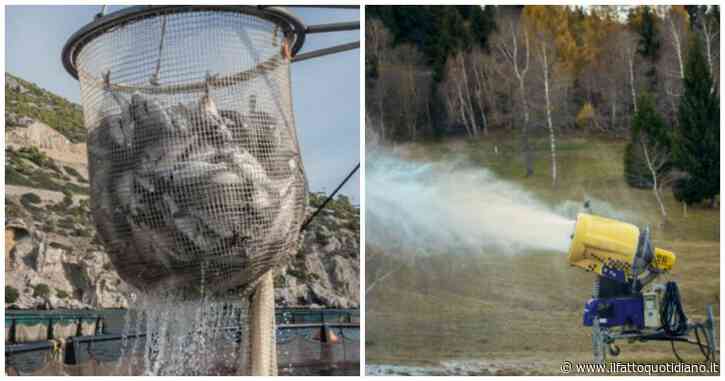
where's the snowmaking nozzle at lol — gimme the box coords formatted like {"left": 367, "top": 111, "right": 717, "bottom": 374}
{"left": 567, "top": 213, "right": 675, "bottom": 284}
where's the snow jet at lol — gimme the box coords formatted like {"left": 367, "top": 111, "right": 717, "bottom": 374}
{"left": 366, "top": 151, "right": 577, "bottom": 256}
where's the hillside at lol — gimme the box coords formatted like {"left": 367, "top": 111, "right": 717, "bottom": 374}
{"left": 6, "top": 73, "right": 85, "bottom": 143}
{"left": 366, "top": 134, "right": 719, "bottom": 375}
{"left": 5, "top": 73, "right": 360, "bottom": 310}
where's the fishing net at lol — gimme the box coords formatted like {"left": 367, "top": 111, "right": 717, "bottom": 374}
{"left": 66, "top": 7, "right": 308, "bottom": 294}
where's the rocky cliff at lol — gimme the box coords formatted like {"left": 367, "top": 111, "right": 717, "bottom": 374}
{"left": 5, "top": 73, "right": 359, "bottom": 310}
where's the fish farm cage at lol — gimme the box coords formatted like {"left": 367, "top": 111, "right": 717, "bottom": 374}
{"left": 5, "top": 308, "right": 360, "bottom": 376}
{"left": 5, "top": 312, "right": 105, "bottom": 344}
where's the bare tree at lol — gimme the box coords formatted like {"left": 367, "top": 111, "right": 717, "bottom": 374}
{"left": 366, "top": 19, "right": 391, "bottom": 143}
{"left": 379, "top": 43, "right": 431, "bottom": 142}
{"left": 367, "top": 19, "right": 389, "bottom": 65}
{"left": 618, "top": 30, "right": 641, "bottom": 113}
{"left": 469, "top": 48, "right": 494, "bottom": 136}
{"left": 539, "top": 42, "right": 558, "bottom": 187}
{"left": 664, "top": 6, "right": 689, "bottom": 80}
{"left": 495, "top": 16, "right": 534, "bottom": 176}
{"left": 694, "top": 6, "right": 720, "bottom": 94}
{"left": 638, "top": 136, "right": 673, "bottom": 224}
{"left": 659, "top": 6, "right": 689, "bottom": 124}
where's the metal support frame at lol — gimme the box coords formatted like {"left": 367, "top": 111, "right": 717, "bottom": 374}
{"left": 292, "top": 42, "right": 359, "bottom": 63}
{"left": 590, "top": 276, "right": 718, "bottom": 363}
{"left": 591, "top": 278, "right": 606, "bottom": 363}
{"left": 286, "top": 6, "right": 359, "bottom": 63}
{"left": 603, "top": 318, "right": 718, "bottom": 360}
{"left": 306, "top": 21, "right": 359, "bottom": 34}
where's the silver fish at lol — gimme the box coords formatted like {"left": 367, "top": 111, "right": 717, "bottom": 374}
{"left": 131, "top": 92, "right": 174, "bottom": 150}
{"left": 167, "top": 161, "right": 226, "bottom": 187}
{"left": 192, "top": 95, "right": 234, "bottom": 146}
{"left": 174, "top": 214, "right": 215, "bottom": 253}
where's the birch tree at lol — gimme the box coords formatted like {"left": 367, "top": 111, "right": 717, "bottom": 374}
{"left": 495, "top": 13, "right": 534, "bottom": 176}
{"left": 442, "top": 53, "right": 479, "bottom": 138}
{"left": 630, "top": 93, "right": 673, "bottom": 223}
{"left": 523, "top": 6, "right": 575, "bottom": 187}
{"left": 366, "top": 19, "right": 391, "bottom": 142}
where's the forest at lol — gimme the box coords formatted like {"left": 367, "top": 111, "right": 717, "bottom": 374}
{"left": 365, "top": 5, "right": 720, "bottom": 218}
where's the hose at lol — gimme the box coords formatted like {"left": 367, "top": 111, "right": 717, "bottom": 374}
{"left": 660, "top": 281, "right": 688, "bottom": 337}
{"left": 660, "top": 282, "right": 716, "bottom": 362}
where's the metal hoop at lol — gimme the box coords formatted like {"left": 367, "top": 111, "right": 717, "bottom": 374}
{"left": 62, "top": 5, "right": 307, "bottom": 80}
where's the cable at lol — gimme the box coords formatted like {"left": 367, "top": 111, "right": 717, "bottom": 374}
{"left": 670, "top": 340, "right": 684, "bottom": 362}
{"left": 660, "top": 281, "right": 688, "bottom": 337}
{"left": 694, "top": 324, "right": 715, "bottom": 362}
{"left": 300, "top": 162, "right": 359, "bottom": 232}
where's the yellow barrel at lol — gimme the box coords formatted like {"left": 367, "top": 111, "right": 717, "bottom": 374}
{"left": 567, "top": 213, "right": 675, "bottom": 279}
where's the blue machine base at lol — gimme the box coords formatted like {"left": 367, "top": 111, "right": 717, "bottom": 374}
{"left": 583, "top": 296, "right": 644, "bottom": 329}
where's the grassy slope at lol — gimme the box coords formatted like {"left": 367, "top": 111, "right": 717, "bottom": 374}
{"left": 6, "top": 73, "right": 85, "bottom": 143}
{"left": 366, "top": 133, "right": 719, "bottom": 370}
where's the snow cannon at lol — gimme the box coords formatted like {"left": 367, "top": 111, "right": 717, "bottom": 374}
{"left": 567, "top": 213, "right": 675, "bottom": 283}
{"left": 566, "top": 212, "right": 717, "bottom": 364}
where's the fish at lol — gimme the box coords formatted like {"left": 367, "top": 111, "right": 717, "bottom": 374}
{"left": 129, "top": 219, "right": 173, "bottom": 270}
{"left": 166, "top": 161, "right": 227, "bottom": 187}
{"left": 223, "top": 147, "right": 270, "bottom": 182}
{"left": 113, "top": 170, "right": 135, "bottom": 210}
{"left": 131, "top": 92, "right": 175, "bottom": 151}
{"left": 173, "top": 214, "right": 216, "bottom": 253}
{"left": 88, "top": 86, "right": 309, "bottom": 292}
{"left": 99, "top": 114, "right": 127, "bottom": 148}
{"left": 247, "top": 109, "right": 281, "bottom": 157}
{"left": 139, "top": 132, "right": 197, "bottom": 175}
{"left": 191, "top": 94, "right": 234, "bottom": 146}
{"left": 168, "top": 104, "right": 194, "bottom": 135}
{"left": 220, "top": 109, "right": 257, "bottom": 149}
{"left": 101, "top": 71, "right": 135, "bottom": 148}
{"left": 100, "top": 87, "right": 135, "bottom": 149}
{"left": 264, "top": 176, "right": 303, "bottom": 252}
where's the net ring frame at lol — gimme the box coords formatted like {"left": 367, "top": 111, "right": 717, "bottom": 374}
{"left": 61, "top": 5, "right": 307, "bottom": 95}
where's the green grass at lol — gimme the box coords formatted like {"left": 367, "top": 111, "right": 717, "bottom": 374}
{"left": 63, "top": 165, "right": 87, "bottom": 183}
{"left": 6, "top": 73, "right": 85, "bottom": 143}
{"left": 32, "top": 283, "right": 50, "bottom": 298}
{"left": 367, "top": 134, "right": 720, "bottom": 371}
{"left": 6, "top": 286, "right": 19, "bottom": 304}
{"left": 6, "top": 147, "right": 89, "bottom": 195}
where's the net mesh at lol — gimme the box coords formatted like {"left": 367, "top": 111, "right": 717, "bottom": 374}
{"left": 74, "top": 9, "right": 307, "bottom": 294}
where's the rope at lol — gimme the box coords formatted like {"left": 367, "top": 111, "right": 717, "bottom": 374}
{"left": 150, "top": 15, "right": 167, "bottom": 86}
{"left": 300, "top": 162, "right": 359, "bottom": 232}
